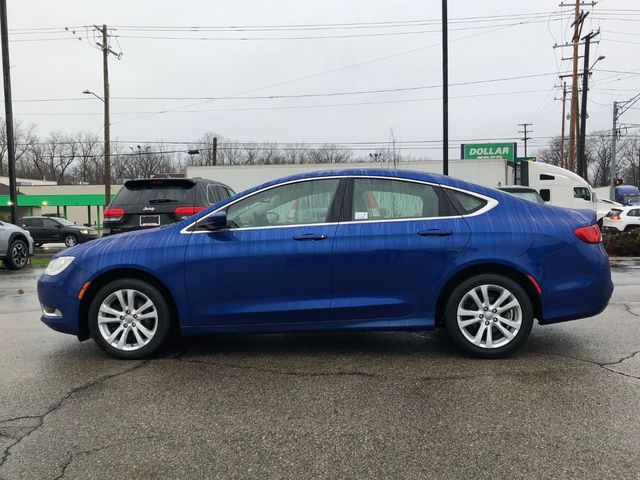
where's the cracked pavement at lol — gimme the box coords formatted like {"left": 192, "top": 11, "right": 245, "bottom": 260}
{"left": 0, "top": 258, "right": 639, "bottom": 479}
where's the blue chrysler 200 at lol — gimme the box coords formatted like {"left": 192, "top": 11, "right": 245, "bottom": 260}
{"left": 38, "top": 169, "right": 613, "bottom": 359}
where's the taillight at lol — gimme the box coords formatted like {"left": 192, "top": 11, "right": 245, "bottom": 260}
{"left": 104, "top": 207, "right": 125, "bottom": 222}
{"left": 175, "top": 206, "right": 205, "bottom": 219}
{"left": 574, "top": 225, "right": 602, "bottom": 244}
{"left": 610, "top": 214, "right": 621, "bottom": 221}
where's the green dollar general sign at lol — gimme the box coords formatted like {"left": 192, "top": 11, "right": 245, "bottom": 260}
{"left": 461, "top": 143, "right": 517, "bottom": 162}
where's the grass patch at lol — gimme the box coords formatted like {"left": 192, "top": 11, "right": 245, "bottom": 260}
{"left": 603, "top": 230, "right": 640, "bottom": 257}
{"left": 29, "top": 257, "right": 50, "bottom": 268}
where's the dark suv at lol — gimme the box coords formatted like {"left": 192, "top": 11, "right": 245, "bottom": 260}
{"left": 20, "top": 216, "right": 98, "bottom": 247}
{"left": 103, "top": 177, "right": 235, "bottom": 236}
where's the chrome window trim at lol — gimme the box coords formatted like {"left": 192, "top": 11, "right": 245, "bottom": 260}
{"left": 180, "top": 175, "right": 498, "bottom": 234}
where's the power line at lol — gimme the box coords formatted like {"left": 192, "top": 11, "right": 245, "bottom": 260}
{"left": 0, "top": 71, "right": 566, "bottom": 104}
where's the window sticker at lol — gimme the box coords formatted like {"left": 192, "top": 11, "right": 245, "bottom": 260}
{"left": 354, "top": 211, "right": 369, "bottom": 220}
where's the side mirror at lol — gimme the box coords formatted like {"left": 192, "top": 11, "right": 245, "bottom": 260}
{"left": 204, "top": 211, "right": 227, "bottom": 231}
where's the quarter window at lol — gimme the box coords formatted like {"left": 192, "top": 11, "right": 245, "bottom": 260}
{"left": 351, "top": 178, "right": 447, "bottom": 221}
{"left": 226, "top": 179, "right": 340, "bottom": 228}
{"left": 448, "top": 190, "right": 487, "bottom": 215}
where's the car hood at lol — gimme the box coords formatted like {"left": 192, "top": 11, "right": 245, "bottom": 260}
{"left": 57, "top": 225, "right": 172, "bottom": 260}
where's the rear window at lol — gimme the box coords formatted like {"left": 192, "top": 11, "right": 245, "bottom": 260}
{"left": 112, "top": 180, "right": 197, "bottom": 206}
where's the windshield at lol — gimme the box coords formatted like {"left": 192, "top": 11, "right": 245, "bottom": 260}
{"left": 623, "top": 194, "right": 640, "bottom": 205}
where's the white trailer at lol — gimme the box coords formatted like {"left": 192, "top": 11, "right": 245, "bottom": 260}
{"left": 187, "top": 158, "right": 514, "bottom": 193}
{"left": 187, "top": 159, "right": 597, "bottom": 214}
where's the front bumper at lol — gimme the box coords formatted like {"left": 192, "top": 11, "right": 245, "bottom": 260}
{"left": 37, "top": 266, "right": 90, "bottom": 337}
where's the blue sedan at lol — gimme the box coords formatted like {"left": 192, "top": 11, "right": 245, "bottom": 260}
{"left": 38, "top": 169, "right": 613, "bottom": 359}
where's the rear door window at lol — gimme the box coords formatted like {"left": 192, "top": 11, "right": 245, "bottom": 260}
{"left": 350, "top": 178, "right": 452, "bottom": 221}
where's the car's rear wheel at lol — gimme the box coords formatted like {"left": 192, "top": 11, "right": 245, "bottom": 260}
{"left": 64, "top": 234, "right": 78, "bottom": 247}
{"left": 4, "top": 238, "right": 28, "bottom": 270}
{"left": 444, "top": 274, "right": 534, "bottom": 358}
{"left": 88, "top": 279, "right": 171, "bottom": 359}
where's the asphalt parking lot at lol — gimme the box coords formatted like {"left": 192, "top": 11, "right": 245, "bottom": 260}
{"left": 0, "top": 260, "right": 639, "bottom": 480}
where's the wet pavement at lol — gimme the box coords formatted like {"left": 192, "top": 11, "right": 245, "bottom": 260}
{"left": 0, "top": 259, "right": 639, "bottom": 479}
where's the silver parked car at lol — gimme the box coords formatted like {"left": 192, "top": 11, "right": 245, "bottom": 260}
{"left": 0, "top": 220, "right": 34, "bottom": 270}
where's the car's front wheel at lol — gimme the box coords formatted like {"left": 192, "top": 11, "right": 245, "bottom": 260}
{"left": 4, "top": 238, "right": 28, "bottom": 270}
{"left": 444, "top": 274, "right": 534, "bottom": 358}
{"left": 88, "top": 278, "right": 172, "bottom": 359}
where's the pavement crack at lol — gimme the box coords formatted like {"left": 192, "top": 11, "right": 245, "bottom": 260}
{"left": 623, "top": 303, "right": 640, "bottom": 319}
{"left": 542, "top": 351, "right": 640, "bottom": 382}
{"left": 181, "top": 358, "right": 382, "bottom": 379}
{"left": 0, "top": 361, "right": 148, "bottom": 471}
{"left": 52, "top": 436, "right": 154, "bottom": 480}
{"left": 602, "top": 350, "right": 640, "bottom": 367}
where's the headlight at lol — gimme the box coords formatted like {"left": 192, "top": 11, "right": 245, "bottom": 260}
{"left": 44, "top": 256, "right": 75, "bottom": 276}
{"left": 80, "top": 229, "right": 90, "bottom": 235}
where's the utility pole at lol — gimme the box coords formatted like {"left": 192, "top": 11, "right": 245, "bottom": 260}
{"left": 611, "top": 101, "right": 618, "bottom": 198}
{"left": 101, "top": 25, "right": 110, "bottom": 207}
{"left": 91, "top": 25, "right": 121, "bottom": 206}
{"left": 518, "top": 123, "right": 533, "bottom": 158}
{"left": 560, "top": 82, "right": 567, "bottom": 168}
{"left": 610, "top": 93, "right": 640, "bottom": 197}
{"left": 0, "top": 0, "right": 17, "bottom": 224}
{"left": 568, "top": 6, "right": 587, "bottom": 172}
{"left": 212, "top": 136, "right": 218, "bottom": 166}
{"left": 577, "top": 31, "right": 601, "bottom": 179}
{"left": 441, "top": 0, "right": 448, "bottom": 175}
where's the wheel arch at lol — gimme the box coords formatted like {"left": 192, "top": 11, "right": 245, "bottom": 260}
{"left": 434, "top": 263, "right": 543, "bottom": 326}
{"left": 8, "top": 231, "right": 29, "bottom": 248}
{"left": 78, "top": 267, "right": 181, "bottom": 341}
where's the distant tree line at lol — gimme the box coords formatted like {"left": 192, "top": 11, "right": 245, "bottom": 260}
{"left": 0, "top": 121, "right": 401, "bottom": 185}
{"left": 3, "top": 118, "right": 635, "bottom": 188}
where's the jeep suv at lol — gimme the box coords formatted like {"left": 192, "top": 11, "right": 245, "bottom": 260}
{"left": 0, "top": 221, "right": 34, "bottom": 270}
{"left": 103, "top": 177, "right": 235, "bottom": 236}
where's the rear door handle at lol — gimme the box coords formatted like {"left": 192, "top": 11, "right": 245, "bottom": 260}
{"left": 417, "top": 229, "right": 453, "bottom": 237}
{"left": 293, "top": 234, "right": 328, "bottom": 241}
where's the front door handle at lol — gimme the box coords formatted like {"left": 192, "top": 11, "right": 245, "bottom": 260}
{"left": 293, "top": 234, "right": 328, "bottom": 241}
{"left": 417, "top": 229, "right": 453, "bottom": 237}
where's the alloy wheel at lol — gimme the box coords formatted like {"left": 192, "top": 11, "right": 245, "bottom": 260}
{"left": 456, "top": 284, "right": 522, "bottom": 349}
{"left": 11, "top": 242, "right": 27, "bottom": 268}
{"left": 97, "top": 289, "right": 158, "bottom": 351}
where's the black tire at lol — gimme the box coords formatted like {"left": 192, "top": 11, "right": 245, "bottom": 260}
{"left": 444, "top": 274, "right": 534, "bottom": 359}
{"left": 624, "top": 225, "right": 639, "bottom": 233}
{"left": 88, "top": 278, "right": 172, "bottom": 359}
{"left": 64, "top": 234, "right": 78, "bottom": 247}
{"left": 4, "top": 238, "right": 28, "bottom": 270}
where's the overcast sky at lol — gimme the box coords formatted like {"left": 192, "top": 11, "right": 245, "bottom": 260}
{"left": 5, "top": 0, "right": 640, "bottom": 158}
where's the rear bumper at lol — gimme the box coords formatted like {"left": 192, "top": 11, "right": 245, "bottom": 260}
{"left": 529, "top": 242, "right": 613, "bottom": 325}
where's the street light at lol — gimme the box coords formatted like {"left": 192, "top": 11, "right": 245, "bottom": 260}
{"left": 590, "top": 55, "right": 606, "bottom": 71}
{"left": 83, "top": 88, "right": 110, "bottom": 207}
{"left": 82, "top": 89, "right": 104, "bottom": 103}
